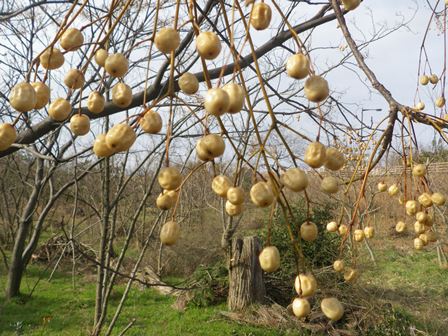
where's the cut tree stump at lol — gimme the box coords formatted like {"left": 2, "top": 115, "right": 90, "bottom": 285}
{"left": 228, "top": 236, "right": 266, "bottom": 311}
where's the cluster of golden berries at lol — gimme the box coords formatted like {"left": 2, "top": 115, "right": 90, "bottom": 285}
{"left": 416, "top": 74, "right": 445, "bottom": 111}
{"left": 377, "top": 164, "right": 445, "bottom": 250}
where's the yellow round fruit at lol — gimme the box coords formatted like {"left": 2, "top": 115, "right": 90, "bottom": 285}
{"left": 178, "top": 73, "right": 199, "bottom": 95}
{"left": 342, "top": 0, "right": 361, "bottom": 10}
{"left": 64, "top": 69, "right": 85, "bottom": 90}
{"left": 304, "top": 76, "right": 329, "bottom": 103}
{"left": 395, "top": 221, "right": 406, "bottom": 233}
{"left": 196, "top": 31, "right": 221, "bottom": 60}
{"left": 304, "top": 142, "right": 327, "bottom": 168}
{"left": 321, "top": 298, "right": 344, "bottom": 321}
{"left": 364, "top": 226, "right": 374, "bottom": 239}
{"left": 39, "top": 47, "right": 64, "bottom": 70}
{"left": 377, "top": 182, "right": 387, "bottom": 192}
{"left": 431, "top": 192, "right": 446, "bottom": 206}
{"left": 259, "top": 246, "right": 280, "bottom": 273}
{"left": 418, "top": 193, "right": 432, "bottom": 208}
{"left": 160, "top": 221, "right": 180, "bottom": 245}
{"left": 225, "top": 201, "right": 243, "bottom": 216}
{"left": 227, "top": 186, "right": 244, "bottom": 205}
{"left": 436, "top": 97, "right": 446, "bottom": 108}
{"left": 212, "top": 175, "right": 232, "bottom": 198}
{"left": 405, "top": 200, "right": 418, "bottom": 216}
{"left": 48, "top": 98, "right": 71, "bottom": 121}
{"left": 9, "top": 82, "right": 37, "bottom": 112}
{"left": 95, "top": 48, "right": 108, "bottom": 67}
{"left": 388, "top": 184, "right": 399, "bottom": 196}
{"left": 105, "top": 123, "right": 136, "bottom": 152}
{"left": 60, "top": 28, "right": 84, "bottom": 51}
{"left": 112, "top": 83, "right": 132, "bottom": 108}
{"left": 154, "top": 27, "right": 180, "bottom": 53}
{"left": 414, "top": 237, "right": 424, "bottom": 250}
{"left": 419, "top": 233, "right": 429, "bottom": 246}
{"left": 412, "top": 164, "right": 426, "bottom": 177}
{"left": 415, "top": 101, "right": 425, "bottom": 111}
{"left": 250, "top": 3, "right": 272, "bottom": 30}
{"left": 338, "top": 224, "right": 348, "bottom": 236}
{"left": 250, "top": 181, "right": 274, "bottom": 208}
{"left": 324, "top": 147, "right": 345, "bottom": 171}
{"left": 343, "top": 267, "right": 358, "bottom": 283}
{"left": 414, "top": 221, "right": 426, "bottom": 234}
{"left": 223, "top": 83, "right": 244, "bottom": 113}
{"left": 196, "top": 134, "right": 225, "bottom": 161}
{"left": 430, "top": 74, "right": 439, "bottom": 84}
{"left": 158, "top": 167, "right": 182, "bottom": 191}
{"left": 300, "top": 222, "right": 318, "bottom": 242}
{"left": 87, "top": 91, "right": 105, "bottom": 114}
{"left": 292, "top": 298, "right": 310, "bottom": 318}
{"left": 280, "top": 168, "right": 308, "bottom": 192}
{"left": 326, "top": 221, "right": 338, "bottom": 233}
{"left": 286, "top": 54, "right": 309, "bottom": 80}
{"left": 420, "top": 75, "right": 429, "bottom": 85}
{"left": 105, "top": 53, "right": 129, "bottom": 77}
{"left": 31, "top": 82, "right": 50, "bottom": 109}
{"left": 321, "top": 176, "right": 339, "bottom": 194}
{"left": 139, "top": 109, "right": 162, "bottom": 134}
{"left": 415, "top": 211, "right": 428, "bottom": 224}
{"left": 93, "top": 134, "right": 115, "bottom": 158}
{"left": 156, "top": 191, "right": 177, "bottom": 210}
{"left": 69, "top": 114, "right": 90, "bottom": 136}
{"left": 204, "top": 88, "right": 230, "bottom": 116}
{"left": 294, "top": 273, "right": 317, "bottom": 297}
{"left": 0, "top": 123, "right": 17, "bottom": 151}
{"left": 353, "top": 229, "right": 364, "bottom": 242}
{"left": 333, "top": 260, "right": 345, "bottom": 272}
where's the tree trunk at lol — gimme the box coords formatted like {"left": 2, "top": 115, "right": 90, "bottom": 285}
{"left": 228, "top": 236, "right": 266, "bottom": 311}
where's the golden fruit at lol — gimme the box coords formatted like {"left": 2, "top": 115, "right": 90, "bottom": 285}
{"left": 223, "top": 83, "right": 244, "bottom": 113}
{"left": 158, "top": 167, "right": 182, "bottom": 191}
{"left": 105, "top": 53, "right": 129, "bottom": 77}
{"left": 0, "top": 124, "right": 17, "bottom": 151}
{"left": 160, "top": 221, "right": 180, "bottom": 245}
{"left": 93, "top": 134, "right": 115, "bottom": 157}
{"left": 324, "top": 147, "right": 345, "bottom": 171}
{"left": 430, "top": 74, "right": 439, "bottom": 84}
{"left": 139, "top": 109, "right": 162, "bottom": 134}
{"left": 225, "top": 201, "right": 243, "bottom": 216}
{"left": 212, "top": 175, "right": 232, "bottom": 198}
{"left": 294, "top": 273, "right": 317, "bottom": 297}
{"left": 300, "top": 222, "right": 318, "bottom": 242}
{"left": 227, "top": 187, "right": 244, "bottom": 205}
{"left": 333, "top": 260, "right": 345, "bottom": 272}
{"left": 292, "top": 298, "right": 310, "bottom": 318}
{"left": 418, "top": 193, "right": 432, "bottom": 208}
{"left": 259, "top": 246, "right": 280, "bottom": 273}
{"left": 414, "top": 237, "right": 424, "bottom": 250}
{"left": 415, "top": 101, "right": 425, "bottom": 111}
{"left": 377, "top": 182, "right": 387, "bottom": 192}
{"left": 395, "top": 221, "right": 406, "bottom": 233}
{"left": 416, "top": 211, "right": 428, "bottom": 224}
{"left": 178, "top": 73, "right": 199, "bottom": 95}
{"left": 321, "top": 298, "right": 344, "bottom": 321}
{"left": 436, "top": 97, "right": 446, "bottom": 108}
{"left": 286, "top": 54, "right": 309, "bottom": 80}
{"left": 48, "top": 98, "right": 71, "bottom": 121}
{"left": 280, "top": 168, "right": 308, "bottom": 192}
{"left": 321, "top": 176, "right": 339, "bottom": 194}
{"left": 419, "top": 233, "right": 429, "bottom": 246}
{"left": 354, "top": 229, "right": 364, "bottom": 242}
{"left": 9, "top": 82, "right": 37, "bottom": 112}
{"left": 196, "top": 31, "right": 221, "bottom": 60}
{"left": 304, "top": 76, "right": 329, "bottom": 103}
{"left": 250, "top": 181, "right": 274, "bottom": 207}
{"left": 304, "top": 142, "right": 327, "bottom": 168}
{"left": 405, "top": 200, "right": 418, "bottom": 216}
{"left": 31, "top": 82, "right": 50, "bottom": 109}
{"left": 388, "top": 184, "right": 399, "bottom": 196}
{"left": 412, "top": 164, "right": 426, "bottom": 177}
{"left": 342, "top": 0, "right": 361, "bottom": 10}
{"left": 250, "top": 3, "right": 272, "bottom": 30}
{"left": 105, "top": 123, "right": 136, "bottom": 152}
{"left": 343, "top": 267, "right": 358, "bottom": 283}
{"left": 338, "top": 224, "right": 348, "bottom": 236}
{"left": 156, "top": 191, "right": 177, "bottom": 210}
{"left": 112, "top": 83, "right": 132, "bottom": 108}
{"left": 154, "top": 27, "right": 180, "bottom": 53}
{"left": 69, "top": 114, "right": 90, "bottom": 136}
{"left": 326, "top": 221, "right": 338, "bottom": 233}
{"left": 431, "top": 192, "right": 446, "bottom": 206}
{"left": 204, "top": 88, "right": 230, "bottom": 116}
{"left": 87, "top": 91, "right": 105, "bottom": 114}
{"left": 64, "top": 69, "right": 85, "bottom": 90}
{"left": 60, "top": 28, "right": 84, "bottom": 51}
{"left": 39, "top": 47, "right": 64, "bottom": 70}
{"left": 364, "top": 226, "right": 374, "bottom": 238}
{"left": 420, "top": 75, "right": 429, "bottom": 85}
{"left": 414, "top": 221, "right": 426, "bottom": 234}
{"left": 95, "top": 48, "right": 108, "bottom": 67}
{"left": 196, "top": 134, "right": 225, "bottom": 161}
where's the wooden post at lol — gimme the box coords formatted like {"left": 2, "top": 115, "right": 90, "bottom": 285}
{"left": 228, "top": 236, "right": 266, "bottom": 311}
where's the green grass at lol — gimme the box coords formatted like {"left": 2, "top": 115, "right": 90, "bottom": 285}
{"left": 0, "top": 266, "right": 286, "bottom": 336}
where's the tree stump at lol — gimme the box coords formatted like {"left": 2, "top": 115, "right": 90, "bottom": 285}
{"left": 228, "top": 236, "right": 266, "bottom": 311}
